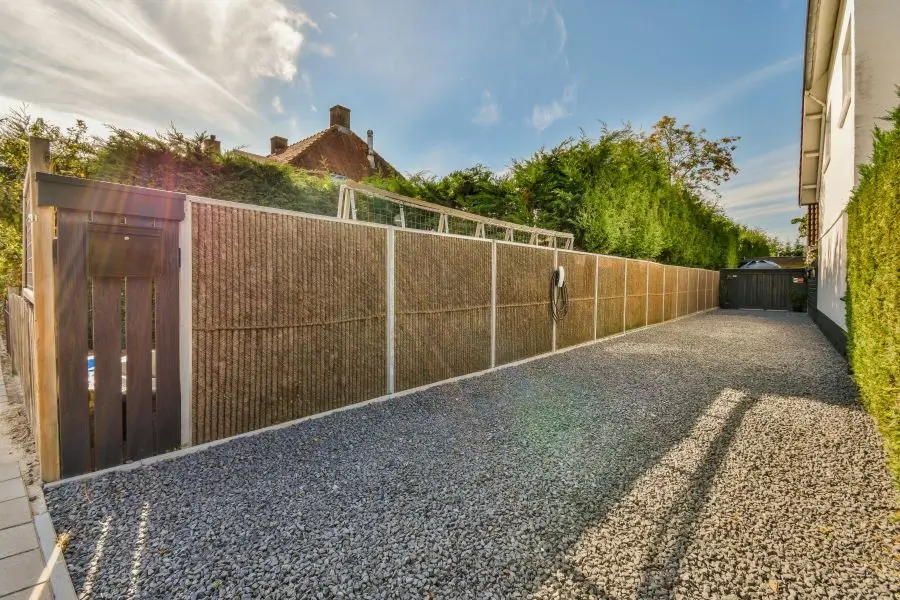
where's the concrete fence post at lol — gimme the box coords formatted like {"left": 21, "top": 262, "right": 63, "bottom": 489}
{"left": 385, "top": 227, "right": 396, "bottom": 395}
{"left": 490, "top": 241, "right": 497, "bottom": 368}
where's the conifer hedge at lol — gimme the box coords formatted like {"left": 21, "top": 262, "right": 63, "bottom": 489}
{"left": 846, "top": 101, "right": 900, "bottom": 482}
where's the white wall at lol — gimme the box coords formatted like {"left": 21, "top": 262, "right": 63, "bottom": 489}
{"left": 853, "top": 0, "right": 900, "bottom": 170}
{"left": 816, "top": 0, "right": 854, "bottom": 330}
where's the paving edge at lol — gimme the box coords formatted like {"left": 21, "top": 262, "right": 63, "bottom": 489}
{"left": 44, "top": 308, "right": 720, "bottom": 490}
{"left": 33, "top": 511, "right": 77, "bottom": 600}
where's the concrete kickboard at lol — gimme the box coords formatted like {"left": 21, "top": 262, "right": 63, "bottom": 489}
{"left": 0, "top": 462, "right": 19, "bottom": 483}
{"left": 0, "top": 478, "right": 25, "bottom": 503}
{"left": 0, "top": 497, "right": 31, "bottom": 531}
{"left": 0, "top": 581, "right": 53, "bottom": 600}
{"left": 0, "top": 549, "right": 48, "bottom": 597}
{"left": 0, "top": 523, "right": 39, "bottom": 560}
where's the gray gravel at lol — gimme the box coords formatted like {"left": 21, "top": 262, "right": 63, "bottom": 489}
{"left": 46, "top": 311, "right": 899, "bottom": 599}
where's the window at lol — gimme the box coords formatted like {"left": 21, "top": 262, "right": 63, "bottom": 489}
{"left": 823, "top": 107, "right": 832, "bottom": 172}
{"left": 840, "top": 22, "right": 852, "bottom": 127}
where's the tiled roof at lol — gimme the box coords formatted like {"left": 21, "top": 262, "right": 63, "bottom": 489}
{"left": 268, "top": 125, "right": 400, "bottom": 181}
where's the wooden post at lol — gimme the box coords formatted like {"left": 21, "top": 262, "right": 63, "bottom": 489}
{"left": 29, "top": 137, "right": 60, "bottom": 482}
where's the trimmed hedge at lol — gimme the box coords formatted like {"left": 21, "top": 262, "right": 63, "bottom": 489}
{"left": 846, "top": 101, "right": 900, "bottom": 484}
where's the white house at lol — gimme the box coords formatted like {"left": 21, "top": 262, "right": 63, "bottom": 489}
{"left": 798, "top": 0, "right": 900, "bottom": 354}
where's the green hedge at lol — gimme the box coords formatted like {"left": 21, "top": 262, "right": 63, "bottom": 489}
{"left": 846, "top": 101, "right": 900, "bottom": 483}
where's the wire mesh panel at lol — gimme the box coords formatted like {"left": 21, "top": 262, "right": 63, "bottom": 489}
{"left": 556, "top": 251, "right": 595, "bottom": 348}
{"left": 598, "top": 257, "right": 626, "bottom": 337}
{"left": 192, "top": 202, "right": 387, "bottom": 444}
{"left": 394, "top": 232, "right": 491, "bottom": 391}
{"left": 496, "top": 243, "right": 554, "bottom": 364}
{"left": 403, "top": 205, "right": 442, "bottom": 232}
{"left": 340, "top": 182, "right": 575, "bottom": 249}
{"left": 483, "top": 224, "right": 511, "bottom": 240}
{"left": 353, "top": 191, "right": 401, "bottom": 226}
{"left": 647, "top": 262, "right": 665, "bottom": 325}
{"left": 625, "top": 260, "right": 648, "bottom": 330}
{"left": 446, "top": 216, "right": 479, "bottom": 237}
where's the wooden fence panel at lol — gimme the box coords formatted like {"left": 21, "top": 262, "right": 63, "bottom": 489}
{"left": 6, "top": 293, "right": 36, "bottom": 432}
{"left": 395, "top": 232, "right": 491, "bottom": 391}
{"left": 496, "top": 244, "right": 553, "bottom": 364}
{"left": 556, "top": 251, "right": 595, "bottom": 349}
{"left": 686, "top": 269, "right": 698, "bottom": 314}
{"left": 663, "top": 266, "right": 678, "bottom": 321}
{"left": 625, "top": 260, "right": 648, "bottom": 330}
{"left": 647, "top": 263, "right": 665, "bottom": 325}
{"left": 598, "top": 257, "right": 625, "bottom": 337}
{"left": 192, "top": 203, "right": 387, "bottom": 444}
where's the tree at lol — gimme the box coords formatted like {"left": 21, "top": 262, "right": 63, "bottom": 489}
{"left": 790, "top": 213, "right": 808, "bottom": 239}
{"left": 0, "top": 105, "right": 97, "bottom": 289}
{"left": 644, "top": 116, "right": 740, "bottom": 198}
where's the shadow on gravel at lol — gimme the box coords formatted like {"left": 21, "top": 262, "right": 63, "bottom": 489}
{"left": 633, "top": 394, "right": 758, "bottom": 598}
{"left": 45, "top": 311, "right": 870, "bottom": 598}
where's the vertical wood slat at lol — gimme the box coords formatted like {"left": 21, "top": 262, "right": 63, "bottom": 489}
{"left": 156, "top": 220, "right": 180, "bottom": 452}
{"left": 56, "top": 210, "right": 91, "bottom": 476}
{"left": 125, "top": 217, "right": 155, "bottom": 461}
{"left": 91, "top": 214, "right": 124, "bottom": 470}
{"left": 92, "top": 277, "right": 122, "bottom": 469}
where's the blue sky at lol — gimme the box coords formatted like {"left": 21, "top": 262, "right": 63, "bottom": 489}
{"left": 0, "top": 0, "right": 805, "bottom": 240}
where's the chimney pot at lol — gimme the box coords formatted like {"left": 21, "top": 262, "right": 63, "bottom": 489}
{"left": 270, "top": 135, "right": 288, "bottom": 155}
{"left": 330, "top": 105, "right": 351, "bottom": 129}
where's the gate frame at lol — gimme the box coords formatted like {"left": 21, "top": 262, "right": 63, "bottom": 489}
{"left": 29, "top": 156, "right": 187, "bottom": 481}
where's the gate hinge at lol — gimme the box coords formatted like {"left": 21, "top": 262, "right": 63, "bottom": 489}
{"left": 52, "top": 238, "right": 57, "bottom": 264}
{"left": 178, "top": 247, "right": 181, "bottom": 268}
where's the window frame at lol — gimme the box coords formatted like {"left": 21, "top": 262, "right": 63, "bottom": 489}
{"left": 839, "top": 20, "right": 852, "bottom": 128}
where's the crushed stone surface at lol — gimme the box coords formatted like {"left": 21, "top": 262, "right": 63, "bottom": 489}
{"left": 46, "top": 311, "right": 900, "bottom": 599}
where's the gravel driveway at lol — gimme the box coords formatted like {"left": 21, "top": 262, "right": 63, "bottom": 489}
{"left": 46, "top": 311, "right": 899, "bottom": 599}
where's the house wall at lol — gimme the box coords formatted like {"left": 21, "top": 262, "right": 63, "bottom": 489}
{"left": 816, "top": 0, "right": 854, "bottom": 332}
{"left": 815, "top": 0, "right": 900, "bottom": 334}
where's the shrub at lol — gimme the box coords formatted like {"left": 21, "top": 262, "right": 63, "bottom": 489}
{"left": 846, "top": 99, "right": 900, "bottom": 484}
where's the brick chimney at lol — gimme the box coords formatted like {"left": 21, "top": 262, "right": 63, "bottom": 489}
{"left": 270, "top": 136, "right": 288, "bottom": 155}
{"left": 202, "top": 134, "right": 221, "bottom": 155}
{"left": 330, "top": 105, "right": 351, "bottom": 129}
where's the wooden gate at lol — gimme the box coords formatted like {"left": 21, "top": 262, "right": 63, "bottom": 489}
{"left": 38, "top": 173, "right": 185, "bottom": 477}
{"left": 719, "top": 268, "right": 807, "bottom": 311}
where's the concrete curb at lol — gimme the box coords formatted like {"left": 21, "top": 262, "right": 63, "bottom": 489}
{"left": 33, "top": 511, "right": 77, "bottom": 600}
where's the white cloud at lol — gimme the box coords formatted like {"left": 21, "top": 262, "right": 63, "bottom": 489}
{"left": 327, "top": 11, "right": 338, "bottom": 19}
{"left": 720, "top": 143, "right": 799, "bottom": 209}
{"left": 310, "top": 104, "right": 317, "bottom": 113}
{"left": 683, "top": 55, "right": 802, "bottom": 122}
{"left": 305, "top": 42, "right": 335, "bottom": 57}
{"left": 473, "top": 91, "right": 500, "bottom": 125}
{"left": 530, "top": 82, "right": 576, "bottom": 131}
{"left": 551, "top": 5, "right": 567, "bottom": 56}
{"left": 0, "top": 0, "right": 316, "bottom": 136}
{"left": 523, "top": 1, "right": 568, "bottom": 57}
{"left": 272, "top": 96, "right": 284, "bottom": 114}
{"left": 719, "top": 143, "right": 804, "bottom": 237}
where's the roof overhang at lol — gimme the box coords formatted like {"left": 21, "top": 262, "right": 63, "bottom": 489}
{"left": 798, "top": 0, "right": 842, "bottom": 206}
